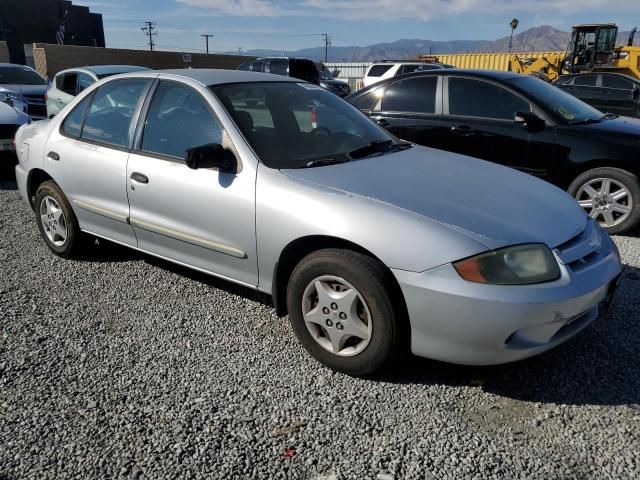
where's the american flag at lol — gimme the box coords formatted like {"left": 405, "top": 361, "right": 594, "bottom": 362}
{"left": 56, "top": 10, "right": 68, "bottom": 45}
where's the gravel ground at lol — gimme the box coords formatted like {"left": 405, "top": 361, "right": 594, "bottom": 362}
{"left": 1, "top": 165, "right": 639, "bottom": 480}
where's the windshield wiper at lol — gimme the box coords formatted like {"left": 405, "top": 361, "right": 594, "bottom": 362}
{"left": 304, "top": 158, "right": 351, "bottom": 168}
{"left": 569, "top": 118, "right": 602, "bottom": 125}
{"left": 348, "top": 139, "right": 395, "bottom": 159}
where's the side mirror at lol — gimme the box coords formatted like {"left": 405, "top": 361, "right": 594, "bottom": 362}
{"left": 185, "top": 143, "right": 237, "bottom": 173}
{"left": 514, "top": 110, "right": 545, "bottom": 131}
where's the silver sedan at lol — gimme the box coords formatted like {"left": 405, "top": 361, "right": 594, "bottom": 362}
{"left": 14, "top": 69, "right": 622, "bottom": 376}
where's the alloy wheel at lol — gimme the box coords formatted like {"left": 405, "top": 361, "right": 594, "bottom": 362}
{"left": 575, "top": 177, "right": 633, "bottom": 228}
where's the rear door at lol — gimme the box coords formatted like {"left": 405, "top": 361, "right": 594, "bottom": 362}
{"left": 368, "top": 75, "right": 446, "bottom": 149}
{"left": 568, "top": 74, "right": 602, "bottom": 110}
{"left": 44, "top": 78, "right": 152, "bottom": 246}
{"left": 126, "top": 79, "right": 258, "bottom": 286}
{"left": 600, "top": 74, "right": 638, "bottom": 117}
{"left": 441, "top": 76, "right": 556, "bottom": 177}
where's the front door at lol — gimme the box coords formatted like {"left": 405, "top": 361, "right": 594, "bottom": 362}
{"left": 440, "top": 76, "right": 556, "bottom": 177}
{"left": 44, "top": 78, "right": 151, "bottom": 246}
{"left": 126, "top": 80, "right": 258, "bottom": 286}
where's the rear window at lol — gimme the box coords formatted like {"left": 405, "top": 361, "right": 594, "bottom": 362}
{"left": 573, "top": 75, "right": 597, "bottom": 87}
{"left": 602, "top": 75, "right": 634, "bottom": 90}
{"left": 367, "top": 65, "right": 393, "bottom": 77}
{"left": 289, "top": 59, "right": 320, "bottom": 84}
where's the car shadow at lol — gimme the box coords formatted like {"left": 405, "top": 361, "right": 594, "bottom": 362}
{"left": 380, "top": 265, "right": 640, "bottom": 406}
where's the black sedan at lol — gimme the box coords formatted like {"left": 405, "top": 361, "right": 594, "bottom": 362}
{"left": 346, "top": 70, "right": 640, "bottom": 234}
{"left": 555, "top": 73, "right": 640, "bottom": 119}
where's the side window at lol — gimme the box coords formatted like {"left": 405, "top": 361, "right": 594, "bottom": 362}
{"left": 602, "top": 75, "right": 633, "bottom": 90}
{"left": 382, "top": 76, "right": 438, "bottom": 114}
{"left": 141, "top": 81, "right": 223, "bottom": 159}
{"left": 573, "top": 75, "right": 597, "bottom": 87}
{"left": 238, "top": 62, "right": 251, "bottom": 71}
{"left": 351, "top": 87, "right": 383, "bottom": 111}
{"left": 252, "top": 61, "right": 265, "bottom": 73}
{"left": 77, "top": 73, "right": 95, "bottom": 94}
{"left": 82, "top": 78, "right": 149, "bottom": 148}
{"left": 269, "top": 59, "right": 289, "bottom": 76}
{"left": 448, "top": 77, "right": 530, "bottom": 120}
{"left": 61, "top": 94, "right": 92, "bottom": 137}
{"left": 60, "top": 73, "right": 78, "bottom": 95}
{"left": 366, "top": 65, "right": 393, "bottom": 77}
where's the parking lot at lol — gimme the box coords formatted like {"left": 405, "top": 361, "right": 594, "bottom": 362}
{"left": 0, "top": 164, "right": 639, "bottom": 480}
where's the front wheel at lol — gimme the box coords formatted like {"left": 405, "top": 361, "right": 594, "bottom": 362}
{"left": 286, "top": 249, "right": 401, "bottom": 377}
{"left": 568, "top": 167, "right": 640, "bottom": 235}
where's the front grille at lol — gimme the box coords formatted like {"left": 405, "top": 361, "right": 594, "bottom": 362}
{"left": 0, "top": 124, "right": 18, "bottom": 140}
{"left": 554, "top": 220, "right": 606, "bottom": 272}
{"left": 23, "top": 94, "right": 46, "bottom": 118}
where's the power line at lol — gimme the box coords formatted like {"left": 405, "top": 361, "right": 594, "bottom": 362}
{"left": 201, "top": 34, "right": 214, "bottom": 54}
{"left": 321, "top": 33, "right": 331, "bottom": 63}
{"left": 141, "top": 21, "right": 157, "bottom": 51}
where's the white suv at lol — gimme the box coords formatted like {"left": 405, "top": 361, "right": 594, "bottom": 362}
{"left": 362, "top": 61, "right": 453, "bottom": 87}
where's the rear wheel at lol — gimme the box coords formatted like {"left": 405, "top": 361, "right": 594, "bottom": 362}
{"left": 569, "top": 167, "right": 640, "bottom": 235}
{"left": 34, "top": 181, "right": 83, "bottom": 258}
{"left": 286, "top": 249, "right": 401, "bottom": 377}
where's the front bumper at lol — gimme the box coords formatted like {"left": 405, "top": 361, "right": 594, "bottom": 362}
{"left": 15, "top": 163, "right": 30, "bottom": 207}
{"left": 393, "top": 230, "right": 622, "bottom": 365}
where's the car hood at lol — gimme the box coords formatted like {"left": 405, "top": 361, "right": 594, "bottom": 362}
{"left": 578, "top": 115, "right": 640, "bottom": 137}
{"left": 0, "top": 101, "right": 30, "bottom": 124}
{"left": 282, "top": 146, "right": 587, "bottom": 250}
{"left": 0, "top": 84, "right": 48, "bottom": 95}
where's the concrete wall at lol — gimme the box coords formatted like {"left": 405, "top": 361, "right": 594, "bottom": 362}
{"left": 32, "top": 43, "right": 256, "bottom": 79}
{"left": 0, "top": 42, "right": 10, "bottom": 63}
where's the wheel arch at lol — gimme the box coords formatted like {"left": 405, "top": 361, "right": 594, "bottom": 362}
{"left": 561, "top": 159, "right": 640, "bottom": 190}
{"left": 272, "top": 235, "right": 409, "bottom": 323}
{"left": 26, "top": 168, "right": 55, "bottom": 209}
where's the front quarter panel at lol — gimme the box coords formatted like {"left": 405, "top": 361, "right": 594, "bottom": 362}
{"left": 255, "top": 166, "right": 489, "bottom": 293}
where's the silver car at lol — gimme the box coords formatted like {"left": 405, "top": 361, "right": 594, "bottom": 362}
{"left": 14, "top": 69, "right": 622, "bottom": 376}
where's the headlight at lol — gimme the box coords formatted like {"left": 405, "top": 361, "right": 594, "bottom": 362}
{"left": 0, "top": 90, "right": 26, "bottom": 106}
{"left": 453, "top": 244, "right": 560, "bottom": 285}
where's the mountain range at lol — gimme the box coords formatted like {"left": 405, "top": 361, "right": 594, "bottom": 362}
{"left": 237, "top": 25, "right": 639, "bottom": 62}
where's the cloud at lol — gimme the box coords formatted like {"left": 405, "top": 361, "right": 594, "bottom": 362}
{"left": 175, "top": 0, "right": 639, "bottom": 20}
{"left": 176, "top": 0, "right": 278, "bottom": 16}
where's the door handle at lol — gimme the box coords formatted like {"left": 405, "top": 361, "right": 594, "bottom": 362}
{"left": 47, "top": 151, "right": 60, "bottom": 161}
{"left": 374, "top": 118, "right": 390, "bottom": 127}
{"left": 130, "top": 172, "right": 149, "bottom": 184}
{"left": 451, "top": 125, "right": 472, "bottom": 136}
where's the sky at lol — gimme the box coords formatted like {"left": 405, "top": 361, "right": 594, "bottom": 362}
{"left": 75, "top": 0, "right": 640, "bottom": 54}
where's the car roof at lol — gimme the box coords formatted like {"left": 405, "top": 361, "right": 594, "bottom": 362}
{"left": 56, "top": 65, "right": 151, "bottom": 77}
{"left": 121, "top": 68, "right": 300, "bottom": 85}
{"left": 371, "top": 68, "right": 522, "bottom": 82}
{"left": 560, "top": 72, "right": 640, "bottom": 82}
{"left": 0, "top": 63, "right": 37, "bottom": 69}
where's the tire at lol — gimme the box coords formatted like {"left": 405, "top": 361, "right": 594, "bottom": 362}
{"left": 286, "top": 248, "right": 402, "bottom": 377}
{"left": 34, "top": 180, "right": 83, "bottom": 258}
{"left": 568, "top": 167, "right": 640, "bottom": 235}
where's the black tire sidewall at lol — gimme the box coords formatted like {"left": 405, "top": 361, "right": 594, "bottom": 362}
{"left": 286, "top": 249, "right": 397, "bottom": 377}
{"left": 569, "top": 167, "right": 640, "bottom": 235}
{"left": 34, "top": 181, "right": 80, "bottom": 257}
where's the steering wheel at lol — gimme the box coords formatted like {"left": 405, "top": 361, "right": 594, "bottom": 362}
{"left": 310, "top": 126, "right": 331, "bottom": 137}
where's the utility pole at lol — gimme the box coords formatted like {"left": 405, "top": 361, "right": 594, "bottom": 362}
{"left": 201, "top": 34, "right": 213, "bottom": 54}
{"left": 141, "top": 21, "right": 157, "bottom": 52}
{"left": 508, "top": 18, "right": 519, "bottom": 55}
{"left": 321, "top": 33, "right": 331, "bottom": 63}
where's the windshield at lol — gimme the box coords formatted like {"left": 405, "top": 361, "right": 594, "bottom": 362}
{"left": 212, "top": 82, "right": 396, "bottom": 169}
{"left": 507, "top": 76, "right": 603, "bottom": 124}
{"left": 0, "top": 66, "right": 47, "bottom": 85}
